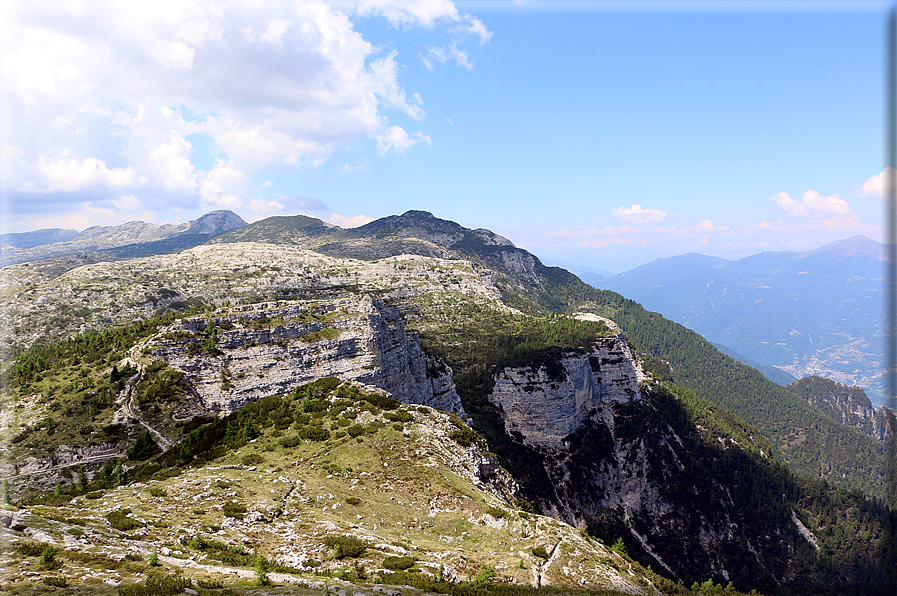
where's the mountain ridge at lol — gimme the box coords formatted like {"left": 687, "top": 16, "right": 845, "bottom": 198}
{"left": 1, "top": 210, "right": 893, "bottom": 594}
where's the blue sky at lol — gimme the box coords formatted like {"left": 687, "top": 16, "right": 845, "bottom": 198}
{"left": 1, "top": 0, "right": 892, "bottom": 272}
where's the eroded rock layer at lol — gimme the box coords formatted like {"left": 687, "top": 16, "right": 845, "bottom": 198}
{"left": 146, "top": 296, "right": 465, "bottom": 417}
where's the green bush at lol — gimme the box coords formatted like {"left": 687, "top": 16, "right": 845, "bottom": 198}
{"left": 384, "top": 411, "right": 413, "bottom": 423}
{"left": 347, "top": 424, "right": 365, "bottom": 438}
{"left": 223, "top": 501, "right": 247, "bottom": 518}
{"left": 279, "top": 434, "right": 302, "bottom": 448}
{"left": 473, "top": 566, "right": 496, "bottom": 587}
{"left": 42, "top": 576, "right": 68, "bottom": 588}
{"left": 41, "top": 545, "right": 60, "bottom": 569}
{"left": 485, "top": 506, "right": 508, "bottom": 519}
{"left": 449, "top": 427, "right": 483, "bottom": 448}
{"left": 610, "top": 537, "right": 628, "bottom": 557}
{"left": 298, "top": 425, "right": 330, "bottom": 441}
{"left": 127, "top": 430, "right": 159, "bottom": 461}
{"left": 106, "top": 510, "right": 144, "bottom": 531}
{"left": 383, "top": 556, "right": 415, "bottom": 570}
{"left": 531, "top": 546, "right": 549, "bottom": 559}
{"left": 117, "top": 570, "right": 193, "bottom": 596}
{"left": 359, "top": 392, "right": 400, "bottom": 410}
{"left": 324, "top": 535, "right": 366, "bottom": 559}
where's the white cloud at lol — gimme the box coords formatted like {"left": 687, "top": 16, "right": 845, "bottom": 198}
{"left": 199, "top": 162, "right": 247, "bottom": 210}
{"left": 611, "top": 203, "right": 668, "bottom": 223}
{"left": 1, "top": 0, "right": 481, "bottom": 225}
{"left": 858, "top": 167, "right": 896, "bottom": 197}
{"left": 422, "top": 42, "right": 473, "bottom": 70}
{"left": 376, "top": 126, "right": 432, "bottom": 154}
{"left": 456, "top": 15, "right": 493, "bottom": 45}
{"left": 113, "top": 194, "right": 145, "bottom": 212}
{"left": 2, "top": 146, "right": 146, "bottom": 193}
{"left": 772, "top": 190, "right": 851, "bottom": 218}
{"left": 249, "top": 198, "right": 287, "bottom": 217}
{"left": 148, "top": 131, "right": 198, "bottom": 192}
{"left": 367, "top": 52, "right": 427, "bottom": 120}
{"left": 260, "top": 18, "right": 291, "bottom": 49}
{"left": 327, "top": 213, "right": 375, "bottom": 227}
{"left": 352, "top": 0, "right": 460, "bottom": 27}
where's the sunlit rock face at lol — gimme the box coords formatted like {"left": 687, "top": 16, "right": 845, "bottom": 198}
{"left": 488, "top": 334, "right": 644, "bottom": 445}
{"left": 147, "top": 295, "right": 466, "bottom": 418}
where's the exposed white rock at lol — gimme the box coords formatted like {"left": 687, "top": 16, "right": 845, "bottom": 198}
{"left": 147, "top": 295, "right": 466, "bottom": 418}
{"left": 489, "top": 335, "right": 643, "bottom": 445}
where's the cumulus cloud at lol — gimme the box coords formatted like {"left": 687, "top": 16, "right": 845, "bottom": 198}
{"left": 611, "top": 204, "right": 668, "bottom": 223}
{"left": 858, "top": 167, "right": 896, "bottom": 197}
{"left": 772, "top": 190, "right": 852, "bottom": 218}
{"left": 327, "top": 213, "right": 375, "bottom": 227}
{"left": 2, "top": 146, "right": 146, "bottom": 193}
{"left": 1, "top": 0, "right": 487, "bottom": 227}
{"left": 248, "top": 198, "right": 287, "bottom": 218}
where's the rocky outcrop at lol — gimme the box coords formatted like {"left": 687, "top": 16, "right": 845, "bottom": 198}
{"left": 785, "top": 376, "right": 892, "bottom": 442}
{"left": 486, "top": 328, "right": 801, "bottom": 587}
{"left": 489, "top": 334, "right": 644, "bottom": 445}
{"left": 146, "top": 296, "right": 466, "bottom": 417}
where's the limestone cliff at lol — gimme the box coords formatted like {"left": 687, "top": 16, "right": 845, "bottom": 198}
{"left": 484, "top": 324, "right": 802, "bottom": 587}
{"left": 144, "top": 296, "right": 466, "bottom": 417}
{"left": 489, "top": 333, "right": 645, "bottom": 446}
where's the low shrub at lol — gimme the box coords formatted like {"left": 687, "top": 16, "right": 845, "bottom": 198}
{"left": 383, "top": 556, "right": 415, "bottom": 571}
{"left": 241, "top": 453, "right": 265, "bottom": 465}
{"left": 384, "top": 411, "right": 413, "bottom": 423}
{"left": 324, "top": 535, "right": 366, "bottom": 559}
{"left": 107, "top": 510, "right": 144, "bottom": 531}
{"left": 223, "top": 501, "right": 247, "bottom": 518}
{"left": 279, "top": 434, "right": 302, "bottom": 448}
{"left": 485, "top": 506, "right": 508, "bottom": 519}
{"left": 42, "top": 576, "right": 68, "bottom": 588}
{"left": 117, "top": 570, "right": 193, "bottom": 596}
{"left": 14, "top": 541, "right": 45, "bottom": 557}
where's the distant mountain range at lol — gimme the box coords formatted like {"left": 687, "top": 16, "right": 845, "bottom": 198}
{"left": 0, "top": 210, "right": 247, "bottom": 266}
{"left": 593, "top": 235, "right": 887, "bottom": 404}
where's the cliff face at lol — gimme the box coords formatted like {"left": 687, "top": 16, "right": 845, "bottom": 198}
{"left": 145, "top": 296, "right": 466, "bottom": 417}
{"left": 785, "top": 376, "right": 892, "bottom": 442}
{"left": 486, "top": 330, "right": 802, "bottom": 588}
{"left": 489, "top": 334, "right": 644, "bottom": 445}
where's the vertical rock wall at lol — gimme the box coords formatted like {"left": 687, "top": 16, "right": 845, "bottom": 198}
{"left": 149, "top": 296, "right": 466, "bottom": 417}
{"left": 488, "top": 334, "right": 644, "bottom": 445}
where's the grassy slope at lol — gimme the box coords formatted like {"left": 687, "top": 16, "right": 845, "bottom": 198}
{"left": 1, "top": 389, "right": 663, "bottom": 596}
